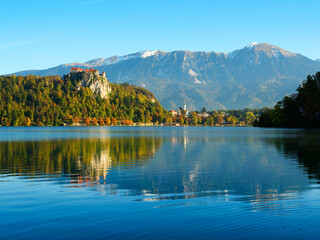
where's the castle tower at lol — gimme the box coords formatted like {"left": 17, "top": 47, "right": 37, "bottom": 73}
{"left": 102, "top": 71, "right": 106, "bottom": 78}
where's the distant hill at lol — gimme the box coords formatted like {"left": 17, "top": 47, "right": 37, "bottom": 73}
{"left": 12, "top": 43, "right": 320, "bottom": 110}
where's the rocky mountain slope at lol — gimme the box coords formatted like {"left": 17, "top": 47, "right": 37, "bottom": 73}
{"left": 12, "top": 43, "right": 320, "bottom": 110}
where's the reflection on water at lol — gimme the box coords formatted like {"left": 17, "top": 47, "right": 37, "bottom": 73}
{"left": 1, "top": 128, "right": 319, "bottom": 209}
{"left": 1, "top": 127, "right": 320, "bottom": 239}
{"left": 267, "top": 132, "right": 320, "bottom": 180}
{"left": 0, "top": 137, "right": 162, "bottom": 185}
{"left": 98, "top": 130, "right": 317, "bottom": 212}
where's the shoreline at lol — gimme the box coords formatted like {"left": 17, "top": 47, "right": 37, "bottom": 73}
{"left": 0, "top": 124, "right": 251, "bottom": 127}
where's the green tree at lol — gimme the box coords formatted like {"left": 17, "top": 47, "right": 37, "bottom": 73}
{"left": 245, "top": 112, "right": 255, "bottom": 124}
{"left": 190, "top": 112, "right": 198, "bottom": 125}
{"left": 206, "top": 116, "right": 214, "bottom": 126}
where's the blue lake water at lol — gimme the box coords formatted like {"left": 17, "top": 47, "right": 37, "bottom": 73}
{"left": 0, "top": 127, "right": 320, "bottom": 239}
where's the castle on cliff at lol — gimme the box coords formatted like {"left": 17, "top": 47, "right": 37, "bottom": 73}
{"left": 70, "top": 67, "right": 106, "bottom": 78}
{"left": 69, "top": 67, "right": 111, "bottom": 99}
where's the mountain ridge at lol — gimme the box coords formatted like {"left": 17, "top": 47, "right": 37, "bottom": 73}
{"left": 13, "top": 43, "right": 302, "bottom": 74}
{"left": 10, "top": 43, "right": 320, "bottom": 110}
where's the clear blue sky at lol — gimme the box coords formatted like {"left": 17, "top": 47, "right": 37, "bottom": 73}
{"left": 1, "top": 0, "right": 319, "bottom": 74}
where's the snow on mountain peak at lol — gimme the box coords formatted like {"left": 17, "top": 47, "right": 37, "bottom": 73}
{"left": 242, "top": 42, "right": 296, "bottom": 58}
{"left": 102, "top": 51, "right": 159, "bottom": 65}
{"left": 246, "top": 42, "right": 260, "bottom": 48}
{"left": 78, "top": 43, "right": 300, "bottom": 69}
{"left": 85, "top": 58, "right": 107, "bottom": 66}
{"left": 140, "top": 50, "right": 158, "bottom": 58}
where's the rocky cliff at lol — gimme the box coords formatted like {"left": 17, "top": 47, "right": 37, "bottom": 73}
{"left": 66, "top": 71, "right": 111, "bottom": 99}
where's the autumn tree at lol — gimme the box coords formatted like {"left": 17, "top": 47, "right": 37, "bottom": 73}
{"left": 24, "top": 117, "right": 32, "bottom": 126}
{"left": 105, "top": 117, "right": 111, "bottom": 125}
{"left": 111, "top": 117, "right": 117, "bottom": 125}
{"left": 227, "top": 115, "right": 237, "bottom": 124}
{"left": 92, "top": 117, "right": 98, "bottom": 125}
{"left": 179, "top": 117, "right": 184, "bottom": 125}
{"left": 84, "top": 117, "right": 90, "bottom": 125}
{"left": 99, "top": 118, "right": 105, "bottom": 125}
{"left": 216, "top": 114, "right": 224, "bottom": 124}
{"left": 73, "top": 116, "right": 79, "bottom": 124}
{"left": 166, "top": 116, "right": 173, "bottom": 123}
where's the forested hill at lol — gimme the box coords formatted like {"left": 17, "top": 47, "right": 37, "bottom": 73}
{"left": 254, "top": 72, "right": 320, "bottom": 128}
{"left": 0, "top": 73, "right": 168, "bottom": 126}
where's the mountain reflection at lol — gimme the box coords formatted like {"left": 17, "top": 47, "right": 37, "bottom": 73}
{"left": 1, "top": 128, "right": 320, "bottom": 212}
{"left": 95, "top": 130, "right": 319, "bottom": 210}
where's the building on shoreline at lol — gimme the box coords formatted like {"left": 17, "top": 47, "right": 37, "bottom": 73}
{"left": 169, "top": 110, "right": 178, "bottom": 116}
{"left": 163, "top": 123, "right": 180, "bottom": 126}
{"left": 197, "top": 112, "right": 209, "bottom": 118}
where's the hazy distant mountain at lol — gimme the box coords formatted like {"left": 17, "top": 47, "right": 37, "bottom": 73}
{"left": 12, "top": 43, "right": 320, "bottom": 110}
{"left": 316, "top": 59, "right": 320, "bottom": 62}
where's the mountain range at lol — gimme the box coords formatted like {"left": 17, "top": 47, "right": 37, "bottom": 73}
{"left": 12, "top": 43, "right": 320, "bottom": 110}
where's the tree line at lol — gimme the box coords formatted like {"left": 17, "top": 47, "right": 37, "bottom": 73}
{"left": 254, "top": 72, "right": 320, "bottom": 128}
{"left": 168, "top": 108, "right": 263, "bottom": 126}
{"left": 0, "top": 73, "right": 265, "bottom": 127}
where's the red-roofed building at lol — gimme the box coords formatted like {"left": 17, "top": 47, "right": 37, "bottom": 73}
{"left": 70, "top": 67, "right": 84, "bottom": 73}
{"left": 71, "top": 67, "right": 100, "bottom": 76}
{"left": 89, "top": 68, "right": 99, "bottom": 74}
{"left": 170, "top": 110, "right": 178, "bottom": 116}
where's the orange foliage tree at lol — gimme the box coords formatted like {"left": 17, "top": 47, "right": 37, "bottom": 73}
{"left": 99, "top": 118, "right": 105, "bottom": 125}
{"left": 91, "top": 117, "right": 98, "bottom": 125}
{"left": 73, "top": 116, "right": 80, "bottom": 124}
{"left": 111, "top": 117, "right": 117, "bottom": 125}
{"left": 105, "top": 117, "right": 111, "bottom": 125}
{"left": 84, "top": 117, "right": 90, "bottom": 125}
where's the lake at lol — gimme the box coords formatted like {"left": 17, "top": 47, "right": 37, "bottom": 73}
{"left": 1, "top": 127, "right": 320, "bottom": 239}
